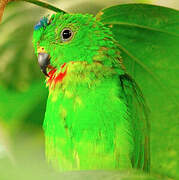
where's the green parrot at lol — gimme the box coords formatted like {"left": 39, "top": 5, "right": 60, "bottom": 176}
{"left": 33, "top": 12, "right": 150, "bottom": 172}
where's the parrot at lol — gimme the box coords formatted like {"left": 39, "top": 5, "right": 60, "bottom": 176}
{"left": 33, "top": 12, "right": 150, "bottom": 172}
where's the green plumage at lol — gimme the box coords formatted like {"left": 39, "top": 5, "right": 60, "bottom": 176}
{"left": 33, "top": 12, "right": 150, "bottom": 172}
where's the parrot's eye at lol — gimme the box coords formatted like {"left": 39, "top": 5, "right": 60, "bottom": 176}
{"left": 61, "top": 28, "right": 73, "bottom": 42}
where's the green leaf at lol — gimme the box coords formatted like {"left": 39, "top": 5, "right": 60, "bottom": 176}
{"left": 0, "top": 2, "right": 49, "bottom": 134}
{"left": 97, "top": 4, "right": 179, "bottom": 179}
{"left": 0, "top": 80, "right": 48, "bottom": 132}
{"left": 20, "top": 0, "right": 66, "bottom": 13}
{"left": 0, "top": 2, "right": 45, "bottom": 90}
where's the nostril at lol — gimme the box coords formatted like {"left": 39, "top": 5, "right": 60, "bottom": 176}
{"left": 37, "top": 46, "right": 45, "bottom": 53}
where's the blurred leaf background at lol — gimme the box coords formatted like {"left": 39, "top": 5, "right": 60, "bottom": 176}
{"left": 0, "top": 0, "right": 178, "bottom": 179}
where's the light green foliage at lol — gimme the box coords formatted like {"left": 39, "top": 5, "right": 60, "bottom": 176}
{"left": 0, "top": 81, "right": 47, "bottom": 131}
{"left": 0, "top": 2, "right": 49, "bottom": 134}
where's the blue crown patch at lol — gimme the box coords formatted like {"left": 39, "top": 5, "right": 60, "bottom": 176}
{"left": 34, "top": 17, "right": 48, "bottom": 30}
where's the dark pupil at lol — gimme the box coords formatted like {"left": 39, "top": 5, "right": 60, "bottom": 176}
{"left": 62, "top": 29, "right": 72, "bottom": 39}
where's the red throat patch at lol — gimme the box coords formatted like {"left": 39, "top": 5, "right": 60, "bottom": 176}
{"left": 47, "top": 63, "right": 67, "bottom": 87}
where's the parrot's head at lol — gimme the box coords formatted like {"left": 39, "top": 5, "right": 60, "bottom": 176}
{"left": 33, "top": 13, "right": 120, "bottom": 85}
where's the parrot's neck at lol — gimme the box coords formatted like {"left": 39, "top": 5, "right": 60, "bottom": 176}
{"left": 45, "top": 39, "right": 124, "bottom": 92}
{"left": 46, "top": 60, "right": 124, "bottom": 94}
